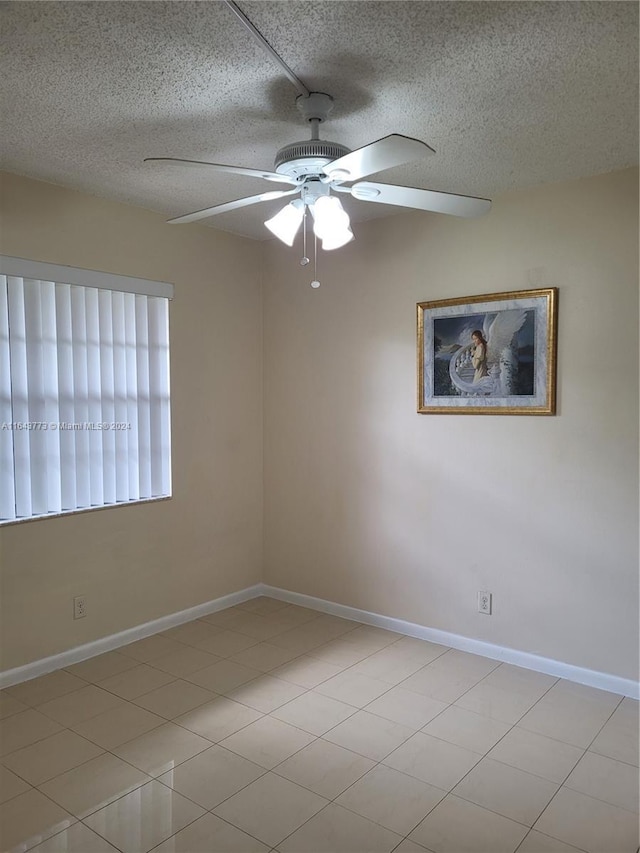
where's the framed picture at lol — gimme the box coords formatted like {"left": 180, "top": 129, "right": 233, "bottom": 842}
{"left": 417, "top": 288, "right": 558, "bottom": 414}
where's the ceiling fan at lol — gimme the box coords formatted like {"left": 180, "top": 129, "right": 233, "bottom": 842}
{"left": 145, "top": 1, "right": 491, "bottom": 268}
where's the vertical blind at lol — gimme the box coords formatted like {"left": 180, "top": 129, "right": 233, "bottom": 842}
{"left": 0, "top": 257, "right": 173, "bottom": 523}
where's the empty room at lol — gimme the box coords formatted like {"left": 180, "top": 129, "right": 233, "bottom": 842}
{"left": 0, "top": 2, "right": 638, "bottom": 852}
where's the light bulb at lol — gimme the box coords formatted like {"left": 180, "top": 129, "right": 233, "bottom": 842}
{"left": 264, "top": 200, "right": 304, "bottom": 246}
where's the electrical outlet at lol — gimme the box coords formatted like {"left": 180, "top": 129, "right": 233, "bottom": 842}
{"left": 478, "top": 591, "right": 492, "bottom": 615}
{"left": 73, "top": 595, "right": 87, "bottom": 620}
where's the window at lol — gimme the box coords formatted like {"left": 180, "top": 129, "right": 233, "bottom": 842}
{"left": 0, "top": 256, "right": 173, "bottom": 524}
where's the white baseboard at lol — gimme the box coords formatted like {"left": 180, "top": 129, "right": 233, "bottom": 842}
{"left": 3, "top": 581, "right": 638, "bottom": 699}
{"left": 260, "top": 584, "right": 640, "bottom": 700}
{"left": 0, "top": 584, "right": 263, "bottom": 689}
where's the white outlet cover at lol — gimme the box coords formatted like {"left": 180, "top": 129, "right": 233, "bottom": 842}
{"left": 478, "top": 591, "right": 492, "bottom": 614}
{"left": 73, "top": 596, "right": 87, "bottom": 619}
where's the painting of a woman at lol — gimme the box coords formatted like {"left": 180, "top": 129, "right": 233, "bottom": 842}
{"left": 471, "top": 330, "right": 488, "bottom": 383}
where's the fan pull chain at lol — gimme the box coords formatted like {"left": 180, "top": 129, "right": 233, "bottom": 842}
{"left": 300, "top": 206, "right": 309, "bottom": 267}
{"left": 311, "top": 230, "right": 320, "bottom": 288}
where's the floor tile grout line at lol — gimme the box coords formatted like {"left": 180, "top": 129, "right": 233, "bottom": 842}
{"left": 539, "top": 693, "right": 635, "bottom": 811}
{"left": 373, "top": 651, "right": 538, "bottom": 724}
{"left": 5, "top": 680, "right": 102, "bottom": 712}
{"left": 445, "top": 779, "right": 556, "bottom": 827}
{"left": 447, "top": 658, "right": 559, "bottom": 717}
{"left": 214, "top": 776, "right": 331, "bottom": 850}
{"left": 521, "top": 690, "right": 631, "bottom": 847}
{"left": 316, "top": 759, "right": 449, "bottom": 845}
{"left": 3, "top": 740, "right": 110, "bottom": 789}
{"left": 76, "top": 783, "right": 207, "bottom": 853}
{"left": 400, "top": 789, "right": 531, "bottom": 852}
{"left": 483, "top": 750, "right": 583, "bottom": 787}
{"left": 143, "top": 619, "right": 353, "bottom": 692}
{"left": 251, "top": 767, "right": 392, "bottom": 852}
{"left": 546, "top": 759, "right": 640, "bottom": 815}
{"left": 0, "top": 725, "right": 68, "bottom": 762}
{"left": 7, "top": 783, "right": 81, "bottom": 848}
{"left": 67, "top": 710, "right": 168, "bottom": 751}
{"left": 585, "top": 746, "right": 640, "bottom": 771}
{"left": 129, "top": 683, "right": 230, "bottom": 719}
{"left": 150, "top": 808, "right": 272, "bottom": 853}
{"left": 528, "top": 783, "right": 639, "bottom": 850}
{"left": 513, "top": 825, "right": 589, "bottom": 853}
{"left": 116, "top": 634, "right": 210, "bottom": 660}
{"left": 543, "top": 786, "right": 640, "bottom": 818}
{"left": 273, "top": 798, "right": 403, "bottom": 852}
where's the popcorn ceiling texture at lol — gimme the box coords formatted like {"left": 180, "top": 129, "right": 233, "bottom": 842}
{"left": 1, "top": 1, "right": 637, "bottom": 240}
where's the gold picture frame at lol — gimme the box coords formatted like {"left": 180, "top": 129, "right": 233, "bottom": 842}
{"left": 417, "top": 288, "right": 558, "bottom": 415}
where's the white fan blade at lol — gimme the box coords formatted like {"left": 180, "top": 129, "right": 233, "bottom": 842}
{"left": 350, "top": 181, "right": 491, "bottom": 218}
{"left": 324, "top": 134, "right": 435, "bottom": 182}
{"left": 168, "top": 188, "right": 299, "bottom": 224}
{"left": 145, "top": 157, "right": 297, "bottom": 185}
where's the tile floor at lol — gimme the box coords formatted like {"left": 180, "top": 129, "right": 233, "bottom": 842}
{"left": 0, "top": 597, "right": 638, "bottom": 853}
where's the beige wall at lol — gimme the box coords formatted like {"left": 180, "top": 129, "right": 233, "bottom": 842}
{"left": 263, "top": 168, "right": 639, "bottom": 682}
{"left": 0, "top": 173, "right": 263, "bottom": 670}
{"left": 2, "top": 168, "right": 638, "bottom": 682}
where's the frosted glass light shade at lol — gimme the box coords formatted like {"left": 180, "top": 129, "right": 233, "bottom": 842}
{"left": 311, "top": 196, "right": 354, "bottom": 250}
{"left": 320, "top": 227, "right": 354, "bottom": 250}
{"left": 264, "top": 200, "right": 304, "bottom": 245}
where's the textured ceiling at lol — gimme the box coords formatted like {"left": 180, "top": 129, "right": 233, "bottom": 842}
{"left": 1, "top": 1, "right": 638, "bottom": 240}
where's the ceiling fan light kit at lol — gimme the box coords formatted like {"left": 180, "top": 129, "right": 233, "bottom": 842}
{"left": 146, "top": 1, "right": 492, "bottom": 286}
